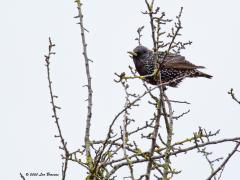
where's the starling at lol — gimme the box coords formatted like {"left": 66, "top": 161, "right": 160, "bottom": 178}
{"left": 128, "top": 45, "right": 212, "bottom": 87}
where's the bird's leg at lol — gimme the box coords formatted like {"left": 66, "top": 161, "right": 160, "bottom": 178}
{"left": 133, "top": 68, "right": 158, "bottom": 80}
{"left": 114, "top": 72, "right": 146, "bottom": 82}
{"left": 144, "top": 68, "right": 159, "bottom": 78}
{"left": 122, "top": 75, "right": 146, "bottom": 80}
{"left": 121, "top": 68, "right": 159, "bottom": 81}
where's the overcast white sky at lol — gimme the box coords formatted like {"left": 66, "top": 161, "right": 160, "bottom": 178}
{"left": 1, "top": 0, "right": 240, "bottom": 179}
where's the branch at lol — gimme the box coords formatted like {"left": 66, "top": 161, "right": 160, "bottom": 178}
{"left": 144, "top": 0, "right": 158, "bottom": 51}
{"left": 106, "top": 137, "right": 240, "bottom": 177}
{"left": 145, "top": 94, "right": 161, "bottom": 179}
{"left": 121, "top": 81, "right": 135, "bottom": 179}
{"left": 206, "top": 142, "right": 240, "bottom": 180}
{"left": 166, "top": 7, "right": 183, "bottom": 54}
{"left": 44, "top": 37, "right": 69, "bottom": 180}
{"left": 162, "top": 94, "right": 174, "bottom": 180}
{"left": 75, "top": 0, "right": 93, "bottom": 167}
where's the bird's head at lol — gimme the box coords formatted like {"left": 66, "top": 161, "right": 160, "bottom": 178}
{"left": 127, "top": 45, "right": 149, "bottom": 59}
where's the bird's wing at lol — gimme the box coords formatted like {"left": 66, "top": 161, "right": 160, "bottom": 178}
{"left": 162, "top": 54, "right": 205, "bottom": 70}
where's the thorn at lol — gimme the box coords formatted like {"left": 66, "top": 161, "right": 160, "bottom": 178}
{"left": 84, "top": 28, "right": 89, "bottom": 33}
{"left": 55, "top": 106, "right": 61, "bottom": 109}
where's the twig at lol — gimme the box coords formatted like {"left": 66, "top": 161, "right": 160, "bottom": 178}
{"left": 20, "top": 173, "right": 26, "bottom": 180}
{"left": 135, "top": 26, "right": 145, "bottom": 45}
{"left": 45, "top": 37, "right": 69, "bottom": 180}
{"left": 198, "top": 147, "right": 221, "bottom": 180}
{"left": 145, "top": 95, "right": 161, "bottom": 179}
{"left": 121, "top": 81, "right": 135, "bottom": 179}
{"left": 162, "top": 94, "right": 174, "bottom": 180}
{"left": 166, "top": 7, "right": 183, "bottom": 54}
{"left": 228, "top": 88, "right": 240, "bottom": 104}
{"left": 144, "top": 0, "right": 158, "bottom": 51}
{"left": 165, "top": 99, "right": 190, "bottom": 105}
{"left": 173, "top": 109, "right": 190, "bottom": 120}
{"left": 75, "top": 0, "right": 93, "bottom": 167}
{"left": 206, "top": 142, "right": 240, "bottom": 180}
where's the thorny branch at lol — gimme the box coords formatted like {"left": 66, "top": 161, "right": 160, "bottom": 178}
{"left": 162, "top": 94, "right": 174, "bottom": 180}
{"left": 145, "top": 92, "right": 161, "bottom": 180}
{"left": 121, "top": 81, "right": 135, "bottom": 179}
{"left": 75, "top": 0, "right": 93, "bottom": 169}
{"left": 45, "top": 37, "right": 69, "bottom": 180}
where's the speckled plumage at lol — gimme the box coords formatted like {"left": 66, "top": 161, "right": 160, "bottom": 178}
{"left": 129, "top": 45, "right": 212, "bottom": 87}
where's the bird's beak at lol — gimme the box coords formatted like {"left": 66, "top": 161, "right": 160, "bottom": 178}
{"left": 127, "top": 51, "right": 137, "bottom": 57}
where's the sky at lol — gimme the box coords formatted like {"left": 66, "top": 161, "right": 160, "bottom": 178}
{"left": 1, "top": 0, "right": 240, "bottom": 179}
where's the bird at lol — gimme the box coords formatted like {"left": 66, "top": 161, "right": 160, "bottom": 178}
{"left": 127, "top": 45, "right": 212, "bottom": 87}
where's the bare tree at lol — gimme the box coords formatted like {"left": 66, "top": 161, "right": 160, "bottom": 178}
{"left": 39, "top": 0, "right": 240, "bottom": 180}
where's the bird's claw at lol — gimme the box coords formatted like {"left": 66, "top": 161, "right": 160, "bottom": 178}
{"left": 114, "top": 72, "right": 126, "bottom": 83}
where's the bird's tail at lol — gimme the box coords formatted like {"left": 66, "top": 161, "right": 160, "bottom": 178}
{"left": 194, "top": 70, "right": 213, "bottom": 79}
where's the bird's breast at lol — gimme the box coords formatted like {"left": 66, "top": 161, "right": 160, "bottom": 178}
{"left": 134, "top": 58, "right": 155, "bottom": 76}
